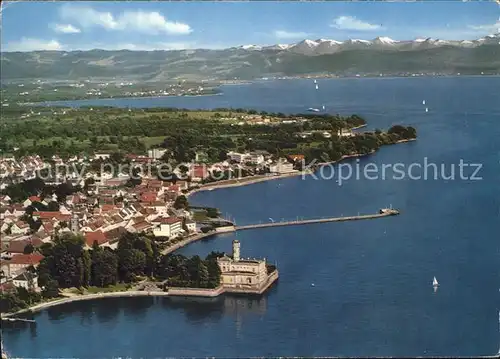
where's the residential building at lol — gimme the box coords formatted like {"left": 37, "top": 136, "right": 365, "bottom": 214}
{"left": 269, "top": 159, "right": 296, "bottom": 174}
{"left": 153, "top": 217, "right": 183, "bottom": 238}
{"left": 2, "top": 253, "right": 44, "bottom": 278}
{"left": 185, "top": 219, "right": 197, "bottom": 233}
{"left": 13, "top": 271, "right": 39, "bottom": 290}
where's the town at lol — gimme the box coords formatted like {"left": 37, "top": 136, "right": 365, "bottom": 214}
{"left": 0, "top": 107, "right": 416, "bottom": 315}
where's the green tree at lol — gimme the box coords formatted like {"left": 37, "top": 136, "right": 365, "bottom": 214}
{"left": 92, "top": 250, "right": 119, "bottom": 287}
{"left": 23, "top": 243, "right": 35, "bottom": 254}
{"left": 42, "top": 279, "right": 60, "bottom": 298}
{"left": 118, "top": 249, "right": 146, "bottom": 282}
{"left": 173, "top": 195, "right": 189, "bottom": 210}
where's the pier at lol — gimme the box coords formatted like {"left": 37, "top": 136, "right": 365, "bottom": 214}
{"left": 235, "top": 209, "right": 399, "bottom": 231}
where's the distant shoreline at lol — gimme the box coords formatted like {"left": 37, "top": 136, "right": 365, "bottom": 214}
{"left": 22, "top": 92, "right": 223, "bottom": 106}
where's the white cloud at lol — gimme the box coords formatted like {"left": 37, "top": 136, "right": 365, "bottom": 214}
{"left": 52, "top": 23, "right": 81, "bottom": 34}
{"left": 274, "top": 30, "right": 308, "bottom": 39}
{"left": 59, "top": 5, "right": 192, "bottom": 35}
{"left": 4, "top": 38, "right": 63, "bottom": 51}
{"left": 331, "top": 16, "right": 381, "bottom": 31}
{"left": 468, "top": 19, "right": 500, "bottom": 33}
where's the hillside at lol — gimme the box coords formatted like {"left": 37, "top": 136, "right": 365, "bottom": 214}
{"left": 2, "top": 35, "right": 500, "bottom": 81}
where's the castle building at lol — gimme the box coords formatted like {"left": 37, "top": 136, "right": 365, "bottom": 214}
{"left": 217, "top": 240, "right": 269, "bottom": 289}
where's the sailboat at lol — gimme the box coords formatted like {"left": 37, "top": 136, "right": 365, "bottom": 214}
{"left": 432, "top": 276, "right": 439, "bottom": 287}
{"left": 322, "top": 105, "right": 325, "bottom": 111}
{"left": 307, "top": 81, "right": 321, "bottom": 112}
{"left": 425, "top": 107, "right": 429, "bottom": 113}
{"left": 422, "top": 100, "right": 426, "bottom": 105}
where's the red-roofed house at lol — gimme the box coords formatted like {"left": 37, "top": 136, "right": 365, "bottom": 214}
{"left": 32, "top": 211, "right": 71, "bottom": 222}
{"left": 140, "top": 193, "right": 157, "bottom": 205}
{"left": 131, "top": 221, "right": 153, "bottom": 233}
{"left": 23, "top": 196, "right": 41, "bottom": 208}
{"left": 152, "top": 217, "right": 183, "bottom": 238}
{"left": 5, "top": 238, "right": 44, "bottom": 256}
{"left": 287, "top": 154, "right": 305, "bottom": 162}
{"left": 190, "top": 164, "right": 209, "bottom": 182}
{"left": 84, "top": 230, "right": 109, "bottom": 247}
{"left": 2, "top": 253, "right": 44, "bottom": 278}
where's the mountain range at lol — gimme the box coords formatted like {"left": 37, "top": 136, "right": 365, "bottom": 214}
{"left": 2, "top": 34, "right": 499, "bottom": 81}
{"left": 237, "top": 35, "right": 500, "bottom": 55}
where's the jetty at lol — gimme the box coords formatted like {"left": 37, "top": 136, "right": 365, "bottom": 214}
{"left": 235, "top": 208, "right": 399, "bottom": 231}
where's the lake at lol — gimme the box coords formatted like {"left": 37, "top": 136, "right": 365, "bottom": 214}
{"left": 3, "top": 77, "right": 500, "bottom": 357}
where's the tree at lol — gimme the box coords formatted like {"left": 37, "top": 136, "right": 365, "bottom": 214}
{"left": 82, "top": 250, "right": 92, "bottom": 287}
{"left": 23, "top": 243, "right": 35, "bottom": 254}
{"left": 42, "top": 279, "right": 60, "bottom": 298}
{"left": 118, "top": 249, "right": 146, "bottom": 282}
{"left": 92, "top": 250, "right": 118, "bottom": 287}
{"left": 173, "top": 195, "right": 189, "bottom": 210}
{"left": 47, "top": 201, "right": 60, "bottom": 212}
{"left": 50, "top": 233, "right": 86, "bottom": 288}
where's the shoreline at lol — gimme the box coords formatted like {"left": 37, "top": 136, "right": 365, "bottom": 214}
{"left": 2, "top": 271, "right": 279, "bottom": 318}
{"left": 186, "top": 171, "right": 310, "bottom": 197}
{"left": 23, "top": 92, "right": 223, "bottom": 107}
{"left": 187, "top": 138, "right": 416, "bottom": 196}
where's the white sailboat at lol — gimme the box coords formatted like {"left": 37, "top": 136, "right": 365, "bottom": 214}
{"left": 432, "top": 276, "right": 439, "bottom": 287}
{"left": 422, "top": 100, "right": 426, "bottom": 105}
{"left": 425, "top": 107, "right": 429, "bottom": 113}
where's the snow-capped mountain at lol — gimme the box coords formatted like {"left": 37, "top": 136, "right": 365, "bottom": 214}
{"left": 238, "top": 34, "right": 500, "bottom": 56}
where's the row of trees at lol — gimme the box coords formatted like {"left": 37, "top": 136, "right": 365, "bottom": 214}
{"left": 1, "top": 177, "right": 79, "bottom": 204}
{"left": 36, "top": 232, "right": 223, "bottom": 292}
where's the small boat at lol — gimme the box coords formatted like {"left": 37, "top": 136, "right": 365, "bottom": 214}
{"left": 322, "top": 105, "right": 325, "bottom": 111}
{"left": 432, "top": 276, "right": 439, "bottom": 287}
{"left": 313, "top": 79, "right": 317, "bottom": 84}
{"left": 311, "top": 283, "right": 315, "bottom": 287}
{"left": 307, "top": 108, "right": 320, "bottom": 112}
{"left": 425, "top": 107, "right": 429, "bottom": 113}
{"left": 422, "top": 100, "right": 426, "bottom": 105}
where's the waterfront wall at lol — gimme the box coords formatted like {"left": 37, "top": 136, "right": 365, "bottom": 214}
{"left": 167, "top": 286, "right": 224, "bottom": 297}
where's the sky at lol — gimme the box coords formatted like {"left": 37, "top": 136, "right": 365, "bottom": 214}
{"left": 1, "top": 1, "right": 499, "bottom": 52}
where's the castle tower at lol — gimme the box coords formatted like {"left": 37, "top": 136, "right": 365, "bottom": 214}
{"left": 70, "top": 214, "right": 80, "bottom": 233}
{"left": 232, "top": 239, "right": 240, "bottom": 262}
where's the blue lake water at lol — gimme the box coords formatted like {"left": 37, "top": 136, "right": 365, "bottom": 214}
{"left": 4, "top": 77, "right": 500, "bottom": 357}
